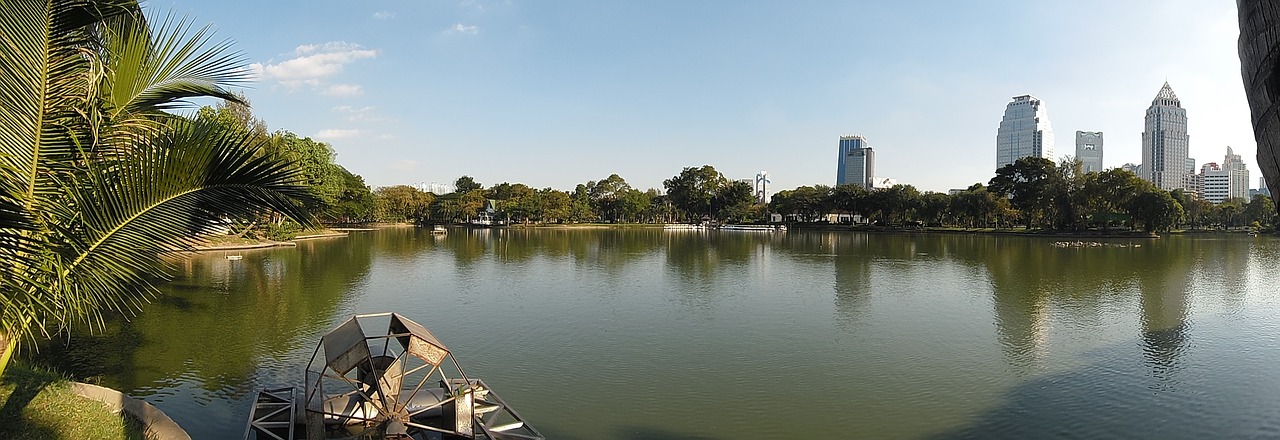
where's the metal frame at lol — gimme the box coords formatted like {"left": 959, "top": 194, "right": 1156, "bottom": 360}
{"left": 279, "top": 312, "right": 545, "bottom": 440}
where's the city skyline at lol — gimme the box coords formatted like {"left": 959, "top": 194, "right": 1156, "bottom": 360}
{"left": 157, "top": 1, "right": 1260, "bottom": 194}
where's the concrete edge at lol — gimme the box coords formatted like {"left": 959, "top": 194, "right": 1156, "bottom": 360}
{"left": 68, "top": 382, "right": 192, "bottom": 440}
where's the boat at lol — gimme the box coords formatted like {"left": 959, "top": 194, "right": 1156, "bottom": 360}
{"left": 662, "top": 224, "right": 706, "bottom": 230}
{"left": 432, "top": 225, "right": 447, "bottom": 235}
{"left": 244, "top": 313, "right": 544, "bottom": 440}
{"left": 226, "top": 255, "right": 244, "bottom": 260}
{"left": 718, "top": 224, "right": 787, "bottom": 232}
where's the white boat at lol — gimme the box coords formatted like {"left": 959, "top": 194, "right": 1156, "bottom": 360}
{"left": 431, "top": 225, "right": 447, "bottom": 235}
{"left": 662, "top": 224, "right": 706, "bottom": 230}
{"left": 719, "top": 224, "right": 786, "bottom": 232}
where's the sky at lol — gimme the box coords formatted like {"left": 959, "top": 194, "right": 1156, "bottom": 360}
{"left": 150, "top": 0, "right": 1259, "bottom": 194}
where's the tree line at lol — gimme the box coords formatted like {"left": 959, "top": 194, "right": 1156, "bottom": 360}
{"left": 771, "top": 157, "right": 1276, "bottom": 232}
{"left": 371, "top": 165, "right": 764, "bottom": 225}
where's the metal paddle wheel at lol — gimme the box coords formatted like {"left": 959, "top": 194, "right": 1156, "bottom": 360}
{"left": 246, "top": 313, "right": 544, "bottom": 440}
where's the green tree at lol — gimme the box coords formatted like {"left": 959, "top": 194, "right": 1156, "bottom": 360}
{"left": 0, "top": 1, "right": 314, "bottom": 374}
{"left": 454, "top": 175, "right": 482, "bottom": 193}
{"left": 589, "top": 174, "right": 632, "bottom": 222}
{"left": 1129, "top": 190, "right": 1183, "bottom": 232}
{"left": 989, "top": 157, "right": 1057, "bottom": 229}
{"left": 1244, "top": 194, "right": 1276, "bottom": 229}
{"left": 374, "top": 185, "right": 434, "bottom": 222}
{"left": 830, "top": 184, "right": 870, "bottom": 222}
{"left": 331, "top": 166, "right": 375, "bottom": 222}
{"left": 539, "top": 188, "right": 572, "bottom": 223}
{"left": 918, "top": 192, "right": 951, "bottom": 226}
{"left": 267, "top": 130, "right": 343, "bottom": 212}
{"left": 714, "top": 180, "right": 756, "bottom": 222}
{"left": 664, "top": 165, "right": 727, "bottom": 221}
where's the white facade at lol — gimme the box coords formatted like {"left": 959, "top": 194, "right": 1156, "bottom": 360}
{"left": 1223, "top": 146, "right": 1251, "bottom": 201}
{"left": 871, "top": 177, "right": 897, "bottom": 189}
{"left": 996, "top": 95, "right": 1055, "bottom": 170}
{"left": 1202, "top": 163, "right": 1229, "bottom": 203}
{"left": 1141, "top": 82, "right": 1190, "bottom": 191}
{"left": 1075, "top": 131, "right": 1103, "bottom": 173}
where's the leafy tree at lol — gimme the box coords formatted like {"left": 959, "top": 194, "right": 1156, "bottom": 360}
{"left": 1244, "top": 194, "right": 1276, "bottom": 229}
{"left": 1129, "top": 190, "right": 1183, "bottom": 232}
{"left": 267, "top": 130, "right": 344, "bottom": 212}
{"left": 714, "top": 180, "right": 756, "bottom": 222}
{"left": 918, "top": 192, "right": 951, "bottom": 226}
{"left": 539, "top": 188, "right": 572, "bottom": 223}
{"left": 664, "top": 165, "right": 726, "bottom": 220}
{"left": 989, "top": 157, "right": 1057, "bottom": 229}
{"left": 331, "top": 166, "right": 375, "bottom": 222}
{"left": 454, "top": 175, "right": 482, "bottom": 193}
{"left": 589, "top": 174, "right": 632, "bottom": 222}
{"left": 830, "top": 184, "right": 870, "bottom": 222}
{"left": 0, "top": 1, "right": 314, "bottom": 374}
{"left": 194, "top": 95, "right": 268, "bottom": 142}
{"left": 375, "top": 185, "right": 434, "bottom": 222}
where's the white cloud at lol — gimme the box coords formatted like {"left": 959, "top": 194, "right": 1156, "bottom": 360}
{"left": 446, "top": 23, "right": 479, "bottom": 35}
{"left": 322, "top": 84, "right": 364, "bottom": 97}
{"left": 388, "top": 159, "right": 419, "bottom": 172}
{"left": 331, "top": 105, "right": 383, "bottom": 121}
{"left": 372, "top": 11, "right": 395, "bottom": 19}
{"left": 317, "top": 129, "right": 361, "bottom": 140}
{"left": 249, "top": 42, "right": 377, "bottom": 92}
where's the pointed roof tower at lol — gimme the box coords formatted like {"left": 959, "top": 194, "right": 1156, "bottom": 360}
{"left": 1153, "top": 82, "right": 1181, "bottom": 107}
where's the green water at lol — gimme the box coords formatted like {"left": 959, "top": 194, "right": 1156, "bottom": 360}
{"left": 34, "top": 228, "right": 1280, "bottom": 439}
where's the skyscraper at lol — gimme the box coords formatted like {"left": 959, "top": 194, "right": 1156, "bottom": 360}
{"left": 995, "top": 95, "right": 1055, "bottom": 170}
{"left": 1223, "top": 146, "right": 1251, "bottom": 201}
{"left": 1075, "top": 131, "right": 1103, "bottom": 173}
{"left": 836, "top": 135, "right": 875, "bottom": 188}
{"left": 1141, "top": 82, "right": 1190, "bottom": 191}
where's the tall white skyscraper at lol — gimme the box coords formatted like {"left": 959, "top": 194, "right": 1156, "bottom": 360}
{"left": 1223, "top": 146, "right": 1251, "bottom": 201}
{"left": 836, "top": 135, "right": 875, "bottom": 188}
{"left": 1141, "top": 82, "right": 1190, "bottom": 191}
{"left": 995, "top": 95, "right": 1055, "bottom": 170}
{"left": 1075, "top": 131, "right": 1103, "bottom": 173}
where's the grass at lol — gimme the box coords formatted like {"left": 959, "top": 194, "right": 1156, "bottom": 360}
{"left": 0, "top": 363, "right": 148, "bottom": 440}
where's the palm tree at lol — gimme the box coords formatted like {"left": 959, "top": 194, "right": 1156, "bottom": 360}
{"left": 0, "top": 1, "right": 316, "bottom": 374}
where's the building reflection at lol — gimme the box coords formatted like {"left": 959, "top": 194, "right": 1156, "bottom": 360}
{"left": 1136, "top": 241, "right": 1194, "bottom": 389}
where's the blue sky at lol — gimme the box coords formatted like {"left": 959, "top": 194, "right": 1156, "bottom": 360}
{"left": 152, "top": 0, "right": 1256, "bottom": 194}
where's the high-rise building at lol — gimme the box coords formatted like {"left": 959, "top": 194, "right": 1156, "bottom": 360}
{"left": 1141, "top": 82, "right": 1190, "bottom": 191}
{"left": 836, "top": 135, "right": 875, "bottom": 188}
{"left": 996, "top": 95, "right": 1055, "bottom": 170}
{"left": 1201, "top": 162, "right": 1229, "bottom": 203}
{"left": 1223, "top": 146, "right": 1251, "bottom": 201}
{"left": 1075, "top": 131, "right": 1103, "bottom": 172}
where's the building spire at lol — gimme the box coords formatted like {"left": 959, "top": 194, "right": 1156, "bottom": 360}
{"left": 1154, "top": 81, "right": 1179, "bottom": 103}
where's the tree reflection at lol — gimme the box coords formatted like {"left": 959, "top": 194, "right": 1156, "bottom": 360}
{"left": 31, "top": 236, "right": 374, "bottom": 396}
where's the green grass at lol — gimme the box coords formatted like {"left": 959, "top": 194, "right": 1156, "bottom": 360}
{"left": 0, "top": 364, "right": 148, "bottom": 440}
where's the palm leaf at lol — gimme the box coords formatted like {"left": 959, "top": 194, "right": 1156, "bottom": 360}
{"left": 27, "top": 117, "right": 316, "bottom": 334}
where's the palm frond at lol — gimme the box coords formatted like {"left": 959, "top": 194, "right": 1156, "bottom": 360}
{"left": 101, "top": 12, "right": 247, "bottom": 123}
{"left": 26, "top": 118, "right": 316, "bottom": 333}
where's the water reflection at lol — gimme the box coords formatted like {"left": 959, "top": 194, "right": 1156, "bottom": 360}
{"left": 29, "top": 234, "right": 374, "bottom": 434}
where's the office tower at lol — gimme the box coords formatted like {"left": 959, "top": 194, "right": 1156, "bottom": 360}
{"left": 996, "top": 95, "right": 1055, "bottom": 170}
{"left": 1141, "top": 82, "right": 1190, "bottom": 191}
{"left": 1223, "top": 146, "right": 1251, "bottom": 200}
{"left": 836, "top": 135, "right": 875, "bottom": 188}
{"left": 1201, "top": 163, "right": 1229, "bottom": 203}
{"left": 1075, "top": 131, "right": 1103, "bottom": 172}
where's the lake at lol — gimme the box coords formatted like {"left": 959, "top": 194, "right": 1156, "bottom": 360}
{"left": 34, "top": 227, "right": 1280, "bottom": 439}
